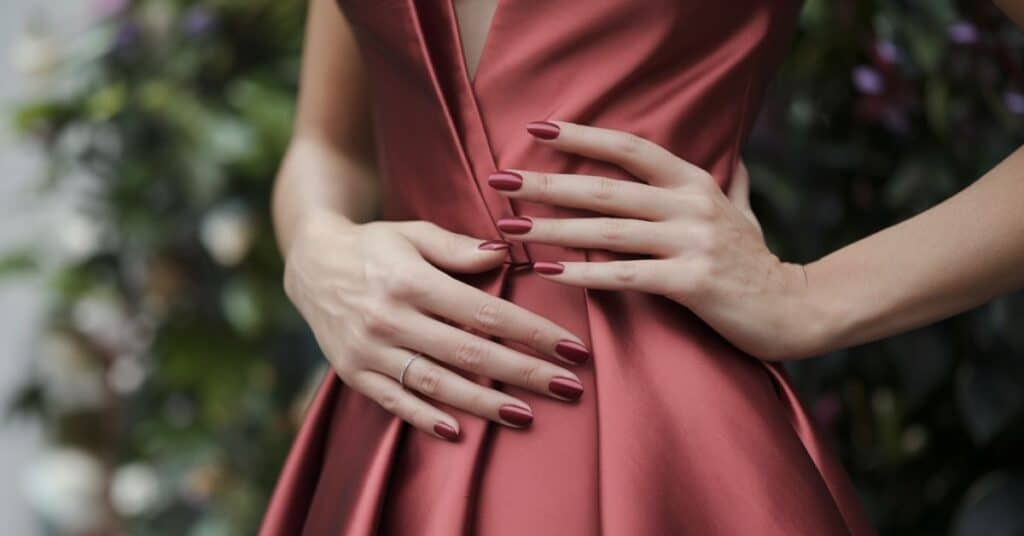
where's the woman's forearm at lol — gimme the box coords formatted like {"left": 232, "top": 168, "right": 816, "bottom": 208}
{"left": 272, "top": 0, "right": 377, "bottom": 258}
{"left": 805, "top": 145, "right": 1024, "bottom": 354}
{"left": 271, "top": 137, "right": 378, "bottom": 257}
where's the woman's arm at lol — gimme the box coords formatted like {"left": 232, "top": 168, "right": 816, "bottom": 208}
{"left": 273, "top": 0, "right": 592, "bottom": 441}
{"left": 806, "top": 146, "right": 1024, "bottom": 354}
{"left": 271, "top": 0, "right": 378, "bottom": 254}
{"left": 995, "top": 1, "right": 1024, "bottom": 27}
{"left": 482, "top": 119, "right": 1023, "bottom": 361}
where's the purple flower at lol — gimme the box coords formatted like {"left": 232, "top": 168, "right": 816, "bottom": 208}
{"left": 880, "top": 108, "right": 910, "bottom": 134}
{"left": 875, "top": 40, "right": 903, "bottom": 64}
{"left": 1005, "top": 91, "right": 1024, "bottom": 115}
{"left": 852, "top": 66, "right": 885, "bottom": 95}
{"left": 948, "top": 21, "right": 979, "bottom": 44}
{"left": 95, "top": 0, "right": 129, "bottom": 18}
{"left": 182, "top": 6, "right": 216, "bottom": 37}
{"left": 114, "top": 20, "right": 141, "bottom": 52}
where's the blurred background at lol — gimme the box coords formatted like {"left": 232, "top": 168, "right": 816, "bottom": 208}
{"left": 1, "top": 0, "right": 1022, "bottom": 534}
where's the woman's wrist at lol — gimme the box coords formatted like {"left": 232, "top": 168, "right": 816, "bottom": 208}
{"left": 799, "top": 256, "right": 860, "bottom": 357}
{"left": 282, "top": 208, "right": 361, "bottom": 264}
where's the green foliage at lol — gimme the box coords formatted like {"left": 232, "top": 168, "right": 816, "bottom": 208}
{"left": 9, "top": 1, "right": 311, "bottom": 534}
{"left": 750, "top": 2, "right": 1024, "bottom": 534}
{"left": 6, "top": 0, "right": 1024, "bottom": 534}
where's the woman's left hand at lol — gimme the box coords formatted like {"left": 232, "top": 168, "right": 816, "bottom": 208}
{"left": 488, "top": 120, "right": 827, "bottom": 361}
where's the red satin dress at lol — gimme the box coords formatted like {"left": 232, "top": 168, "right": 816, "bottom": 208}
{"left": 260, "top": 1, "right": 876, "bottom": 534}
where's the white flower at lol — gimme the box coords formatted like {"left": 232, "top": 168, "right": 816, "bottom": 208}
{"left": 37, "top": 332, "right": 105, "bottom": 412}
{"left": 110, "top": 463, "right": 162, "bottom": 517}
{"left": 21, "top": 448, "right": 105, "bottom": 532}
{"left": 71, "top": 291, "right": 134, "bottom": 355}
{"left": 107, "top": 355, "right": 146, "bottom": 395}
{"left": 56, "top": 208, "right": 104, "bottom": 261}
{"left": 199, "top": 203, "right": 254, "bottom": 266}
{"left": 11, "top": 30, "right": 60, "bottom": 79}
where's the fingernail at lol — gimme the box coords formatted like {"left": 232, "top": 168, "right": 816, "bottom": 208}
{"left": 526, "top": 121, "right": 560, "bottom": 140}
{"left": 488, "top": 171, "right": 523, "bottom": 191}
{"left": 497, "top": 217, "right": 532, "bottom": 234}
{"left": 549, "top": 376, "right": 583, "bottom": 400}
{"left": 498, "top": 404, "right": 534, "bottom": 427}
{"left": 532, "top": 261, "right": 564, "bottom": 275}
{"left": 434, "top": 422, "right": 460, "bottom": 441}
{"left": 554, "top": 340, "right": 591, "bottom": 364}
{"left": 478, "top": 240, "right": 512, "bottom": 251}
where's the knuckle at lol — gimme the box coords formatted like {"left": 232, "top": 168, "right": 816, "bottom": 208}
{"left": 597, "top": 218, "right": 628, "bottom": 243}
{"left": 383, "top": 265, "right": 426, "bottom": 300}
{"left": 534, "top": 172, "right": 554, "bottom": 199}
{"left": 464, "top": 389, "right": 489, "bottom": 412}
{"left": 528, "top": 326, "right": 546, "bottom": 349}
{"left": 453, "top": 340, "right": 488, "bottom": 371}
{"left": 411, "top": 220, "right": 439, "bottom": 235}
{"left": 404, "top": 405, "right": 423, "bottom": 426}
{"left": 591, "top": 177, "right": 620, "bottom": 201}
{"left": 684, "top": 259, "right": 714, "bottom": 295}
{"left": 690, "top": 196, "right": 718, "bottom": 220}
{"left": 416, "top": 366, "right": 444, "bottom": 396}
{"left": 378, "top": 390, "right": 402, "bottom": 413}
{"left": 690, "top": 226, "right": 718, "bottom": 253}
{"left": 473, "top": 300, "right": 503, "bottom": 330}
{"left": 518, "top": 363, "right": 542, "bottom": 386}
{"left": 612, "top": 262, "right": 640, "bottom": 284}
{"left": 696, "top": 169, "right": 716, "bottom": 184}
{"left": 361, "top": 299, "right": 399, "bottom": 338}
{"left": 616, "top": 132, "right": 646, "bottom": 155}
{"left": 343, "top": 338, "right": 375, "bottom": 366}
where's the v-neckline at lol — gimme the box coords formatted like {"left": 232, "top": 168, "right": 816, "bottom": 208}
{"left": 446, "top": 0, "right": 505, "bottom": 95}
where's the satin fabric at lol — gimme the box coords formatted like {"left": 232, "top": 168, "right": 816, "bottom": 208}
{"left": 260, "top": 1, "right": 876, "bottom": 534}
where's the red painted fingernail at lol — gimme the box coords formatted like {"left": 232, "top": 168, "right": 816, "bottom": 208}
{"left": 498, "top": 404, "right": 534, "bottom": 427}
{"left": 549, "top": 376, "right": 584, "bottom": 400}
{"left": 478, "top": 240, "right": 512, "bottom": 251}
{"left": 488, "top": 171, "right": 523, "bottom": 191}
{"left": 497, "top": 217, "right": 532, "bottom": 234}
{"left": 526, "top": 121, "right": 560, "bottom": 140}
{"left": 434, "top": 422, "right": 460, "bottom": 441}
{"left": 554, "top": 340, "right": 591, "bottom": 364}
{"left": 532, "top": 261, "right": 564, "bottom": 275}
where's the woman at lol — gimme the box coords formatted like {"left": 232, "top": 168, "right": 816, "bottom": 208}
{"left": 261, "top": 0, "right": 1024, "bottom": 534}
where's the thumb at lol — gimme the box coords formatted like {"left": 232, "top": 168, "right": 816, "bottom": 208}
{"left": 394, "top": 221, "right": 509, "bottom": 273}
{"left": 727, "top": 160, "right": 752, "bottom": 211}
{"left": 727, "top": 160, "right": 764, "bottom": 236}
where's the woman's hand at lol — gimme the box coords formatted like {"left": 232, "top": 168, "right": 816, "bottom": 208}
{"left": 283, "top": 211, "right": 590, "bottom": 441}
{"left": 488, "top": 120, "right": 826, "bottom": 361}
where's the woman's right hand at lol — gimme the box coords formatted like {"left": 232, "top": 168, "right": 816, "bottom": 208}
{"left": 283, "top": 211, "right": 590, "bottom": 441}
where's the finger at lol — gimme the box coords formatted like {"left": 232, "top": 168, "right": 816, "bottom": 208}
{"left": 395, "top": 313, "right": 585, "bottom": 402}
{"left": 487, "top": 169, "right": 680, "bottom": 220}
{"left": 410, "top": 269, "right": 592, "bottom": 365}
{"left": 527, "top": 120, "right": 711, "bottom": 189}
{"left": 531, "top": 259, "right": 675, "bottom": 294}
{"left": 498, "top": 216, "right": 669, "bottom": 255}
{"left": 726, "top": 161, "right": 763, "bottom": 235}
{"left": 727, "top": 160, "right": 751, "bottom": 211}
{"left": 394, "top": 220, "right": 510, "bottom": 273}
{"left": 380, "top": 349, "right": 545, "bottom": 428}
{"left": 349, "top": 369, "right": 462, "bottom": 441}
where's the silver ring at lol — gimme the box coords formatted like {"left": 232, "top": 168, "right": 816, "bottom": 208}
{"left": 398, "top": 353, "right": 421, "bottom": 388}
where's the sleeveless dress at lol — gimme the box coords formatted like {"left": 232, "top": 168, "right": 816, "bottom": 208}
{"left": 260, "top": 1, "right": 876, "bottom": 534}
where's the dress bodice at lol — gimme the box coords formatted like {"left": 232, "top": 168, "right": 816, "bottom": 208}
{"left": 336, "top": 0, "right": 802, "bottom": 265}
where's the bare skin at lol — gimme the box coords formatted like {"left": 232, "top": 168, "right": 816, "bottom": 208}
{"left": 454, "top": 0, "right": 500, "bottom": 81}
{"left": 275, "top": 0, "right": 1024, "bottom": 441}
